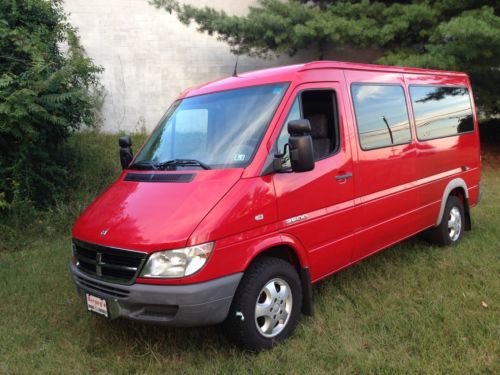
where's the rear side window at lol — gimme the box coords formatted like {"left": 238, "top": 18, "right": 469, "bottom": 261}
{"left": 409, "top": 86, "right": 474, "bottom": 141}
{"left": 351, "top": 84, "right": 412, "bottom": 150}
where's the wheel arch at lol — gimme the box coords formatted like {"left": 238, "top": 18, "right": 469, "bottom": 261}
{"left": 437, "top": 178, "right": 471, "bottom": 230}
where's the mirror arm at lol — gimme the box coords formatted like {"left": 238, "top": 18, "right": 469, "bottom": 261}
{"left": 274, "top": 143, "right": 289, "bottom": 159}
{"left": 272, "top": 143, "right": 289, "bottom": 172}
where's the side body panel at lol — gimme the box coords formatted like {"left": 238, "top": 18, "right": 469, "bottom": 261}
{"left": 403, "top": 73, "right": 481, "bottom": 229}
{"left": 343, "top": 70, "right": 421, "bottom": 261}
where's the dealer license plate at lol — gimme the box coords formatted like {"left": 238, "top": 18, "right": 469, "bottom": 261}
{"left": 86, "top": 293, "right": 108, "bottom": 318}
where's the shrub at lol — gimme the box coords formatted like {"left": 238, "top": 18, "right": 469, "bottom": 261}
{"left": 0, "top": 0, "right": 103, "bottom": 210}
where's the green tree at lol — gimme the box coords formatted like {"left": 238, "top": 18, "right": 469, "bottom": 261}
{"left": 151, "top": 0, "right": 500, "bottom": 115}
{"left": 0, "top": 0, "right": 102, "bottom": 209}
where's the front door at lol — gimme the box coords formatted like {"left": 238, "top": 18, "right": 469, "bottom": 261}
{"left": 271, "top": 81, "right": 356, "bottom": 282}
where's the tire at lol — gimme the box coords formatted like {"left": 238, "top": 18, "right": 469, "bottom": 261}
{"left": 223, "top": 257, "right": 302, "bottom": 352}
{"left": 427, "top": 195, "right": 465, "bottom": 246}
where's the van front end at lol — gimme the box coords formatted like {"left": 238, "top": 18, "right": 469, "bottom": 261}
{"left": 68, "top": 165, "right": 265, "bottom": 327}
{"left": 69, "top": 240, "right": 242, "bottom": 326}
{"left": 68, "top": 80, "right": 293, "bottom": 333}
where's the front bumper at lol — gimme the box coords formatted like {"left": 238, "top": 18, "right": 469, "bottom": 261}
{"left": 69, "top": 262, "right": 242, "bottom": 326}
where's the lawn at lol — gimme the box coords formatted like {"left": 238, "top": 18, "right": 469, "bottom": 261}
{"left": 0, "top": 131, "right": 498, "bottom": 374}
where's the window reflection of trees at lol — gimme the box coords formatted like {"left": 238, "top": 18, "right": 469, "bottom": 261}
{"left": 410, "top": 86, "right": 473, "bottom": 140}
{"left": 416, "top": 87, "right": 468, "bottom": 103}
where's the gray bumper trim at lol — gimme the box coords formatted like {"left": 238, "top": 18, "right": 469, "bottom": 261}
{"left": 69, "top": 262, "right": 242, "bottom": 326}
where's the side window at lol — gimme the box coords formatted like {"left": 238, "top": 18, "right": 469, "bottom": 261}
{"left": 351, "top": 84, "right": 412, "bottom": 150}
{"left": 409, "top": 86, "right": 474, "bottom": 140}
{"left": 276, "top": 90, "right": 339, "bottom": 168}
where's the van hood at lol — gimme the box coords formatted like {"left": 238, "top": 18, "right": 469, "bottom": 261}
{"left": 72, "top": 169, "right": 243, "bottom": 252}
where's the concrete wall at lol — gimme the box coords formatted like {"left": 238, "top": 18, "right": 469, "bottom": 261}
{"left": 63, "top": 0, "right": 304, "bottom": 132}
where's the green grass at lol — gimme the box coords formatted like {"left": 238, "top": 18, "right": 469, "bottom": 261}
{"left": 0, "top": 131, "right": 499, "bottom": 374}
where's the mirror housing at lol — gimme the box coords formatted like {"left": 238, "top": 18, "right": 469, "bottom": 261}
{"left": 119, "top": 136, "right": 133, "bottom": 169}
{"left": 287, "top": 119, "right": 315, "bottom": 172}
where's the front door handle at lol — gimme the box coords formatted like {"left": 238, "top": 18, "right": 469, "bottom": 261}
{"left": 335, "top": 172, "right": 353, "bottom": 181}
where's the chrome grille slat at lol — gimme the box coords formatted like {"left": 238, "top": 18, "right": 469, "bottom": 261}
{"left": 100, "top": 262, "right": 138, "bottom": 272}
{"left": 75, "top": 253, "right": 97, "bottom": 265}
{"left": 73, "top": 239, "right": 147, "bottom": 284}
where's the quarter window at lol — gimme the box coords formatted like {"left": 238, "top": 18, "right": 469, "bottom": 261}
{"left": 409, "top": 86, "right": 474, "bottom": 140}
{"left": 277, "top": 97, "right": 301, "bottom": 168}
{"left": 351, "top": 84, "right": 412, "bottom": 150}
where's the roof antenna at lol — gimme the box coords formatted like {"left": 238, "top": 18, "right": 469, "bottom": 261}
{"left": 232, "top": 55, "right": 239, "bottom": 77}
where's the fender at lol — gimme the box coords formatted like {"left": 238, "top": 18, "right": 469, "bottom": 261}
{"left": 436, "top": 178, "right": 469, "bottom": 226}
{"left": 242, "top": 232, "right": 310, "bottom": 270}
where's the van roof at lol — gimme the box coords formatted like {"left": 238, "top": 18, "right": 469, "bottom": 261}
{"left": 180, "top": 61, "right": 468, "bottom": 99}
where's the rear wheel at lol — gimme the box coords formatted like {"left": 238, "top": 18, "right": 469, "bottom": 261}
{"left": 426, "top": 195, "right": 465, "bottom": 246}
{"left": 223, "top": 257, "right": 302, "bottom": 352}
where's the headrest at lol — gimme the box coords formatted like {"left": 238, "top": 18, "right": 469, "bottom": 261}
{"left": 307, "top": 114, "right": 329, "bottom": 139}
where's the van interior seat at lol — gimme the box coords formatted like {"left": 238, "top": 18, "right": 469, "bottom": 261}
{"left": 307, "top": 113, "right": 331, "bottom": 159}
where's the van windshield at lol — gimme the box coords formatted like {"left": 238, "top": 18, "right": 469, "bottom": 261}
{"left": 131, "top": 83, "right": 288, "bottom": 170}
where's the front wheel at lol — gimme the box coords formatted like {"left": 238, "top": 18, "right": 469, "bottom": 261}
{"left": 223, "top": 257, "right": 302, "bottom": 351}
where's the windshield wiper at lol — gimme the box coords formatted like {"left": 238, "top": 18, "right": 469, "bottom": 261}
{"left": 155, "top": 159, "right": 211, "bottom": 170}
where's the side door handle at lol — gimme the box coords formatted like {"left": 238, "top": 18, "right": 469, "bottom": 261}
{"left": 335, "top": 172, "right": 353, "bottom": 181}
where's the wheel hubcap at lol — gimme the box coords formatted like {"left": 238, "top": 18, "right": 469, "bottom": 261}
{"left": 254, "top": 278, "right": 293, "bottom": 338}
{"left": 448, "top": 206, "right": 462, "bottom": 241}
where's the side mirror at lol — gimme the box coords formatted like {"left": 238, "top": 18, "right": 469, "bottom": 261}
{"left": 119, "top": 136, "right": 133, "bottom": 169}
{"left": 287, "top": 119, "right": 315, "bottom": 172}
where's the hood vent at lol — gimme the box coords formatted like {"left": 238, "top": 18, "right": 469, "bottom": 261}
{"left": 124, "top": 173, "right": 195, "bottom": 183}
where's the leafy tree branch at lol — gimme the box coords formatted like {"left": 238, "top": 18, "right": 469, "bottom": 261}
{"left": 150, "top": 0, "right": 500, "bottom": 115}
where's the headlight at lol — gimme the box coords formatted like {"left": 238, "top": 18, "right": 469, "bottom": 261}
{"left": 139, "top": 242, "right": 214, "bottom": 278}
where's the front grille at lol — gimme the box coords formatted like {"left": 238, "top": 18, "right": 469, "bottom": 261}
{"left": 73, "top": 239, "right": 147, "bottom": 284}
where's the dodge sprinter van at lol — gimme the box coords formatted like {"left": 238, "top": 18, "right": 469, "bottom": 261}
{"left": 70, "top": 61, "right": 481, "bottom": 351}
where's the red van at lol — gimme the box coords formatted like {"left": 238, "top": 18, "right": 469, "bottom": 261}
{"left": 70, "top": 61, "right": 481, "bottom": 351}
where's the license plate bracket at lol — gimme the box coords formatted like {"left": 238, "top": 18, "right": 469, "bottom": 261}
{"left": 86, "top": 293, "right": 109, "bottom": 318}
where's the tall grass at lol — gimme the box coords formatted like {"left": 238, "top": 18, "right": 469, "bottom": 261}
{"left": 0, "top": 131, "right": 146, "bottom": 251}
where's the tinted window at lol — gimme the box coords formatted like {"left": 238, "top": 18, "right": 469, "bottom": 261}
{"left": 409, "top": 86, "right": 474, "bottom": 140}
{"left": 351, "top": 84, "right": 412, "bottom": 150}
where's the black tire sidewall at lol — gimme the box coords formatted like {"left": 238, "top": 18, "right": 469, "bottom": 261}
{"left": 224, "top": 257, "right": 302, "bottom": 351}
{"left": 439, "top": 195, "right": 465, "bottom": 246}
